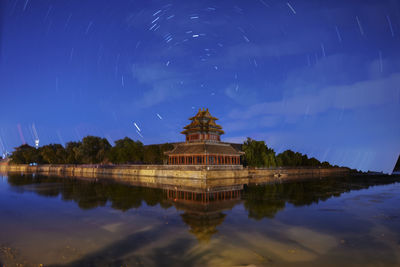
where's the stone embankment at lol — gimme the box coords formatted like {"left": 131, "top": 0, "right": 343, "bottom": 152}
{"left": 0, "top": 164, "right": 351, "bottom": 192}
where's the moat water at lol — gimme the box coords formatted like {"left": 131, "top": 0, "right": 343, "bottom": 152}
{"left": 0, "top": 173, "right": 399, "bottom": 266}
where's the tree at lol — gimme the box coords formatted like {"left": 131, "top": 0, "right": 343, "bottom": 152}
{"left": 276, "top": 150, "right": 303, "bottom": 166}
{"left": 321, "top": 161, "right": 331, "bottom": 168}
{"left": 108, "top": 137, "right": 143, "bottom": 164}
{"left": 242, "top": 138, "right": 277, "bottom": 167}
{"left": 276, "top": 150, "right": 327, "bottom": 167}
{"left": 242, "top": 139, "right": 332, "bottom": 168}
{"left": 78, "top": 136, "right": 111, "bottom": 164}
{"left": 10, "top": 144, "right": 40, "bottom": 164}
{"left": 65, "top": 141, "right": 82, "bottom": 164}
{"left": 144, "top": 145, "right": 161, "bottom": 164}
{"left": 307, "top": 157, "right": 321, "bottom": 167}
{"left": 40, "top": 144, "right": 67, "bottom": 164}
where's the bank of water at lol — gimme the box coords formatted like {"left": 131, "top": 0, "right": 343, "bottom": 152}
{"left": 0, "top": 173, "right": 399, "bottom": 266}
{"left": 0, "top": 164, "right": 351, "bottom": 192}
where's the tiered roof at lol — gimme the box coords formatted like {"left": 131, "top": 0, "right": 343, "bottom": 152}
{"left": 181, "top": 108, "right": 224, "bottom": 135}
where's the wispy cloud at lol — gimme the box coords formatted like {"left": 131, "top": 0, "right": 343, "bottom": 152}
{"left": 131, "top": 63, "right": 188, "bottom": 108}
{"left": 230, "top": 72, "right": 400, "bottom": 120}
{"left": 223, "top": 42, "right": 310, "bottom": 64}
{"left": 224, "top": 83, "right": 261, "bottom": 105}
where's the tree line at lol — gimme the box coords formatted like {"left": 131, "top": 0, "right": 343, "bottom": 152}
{"left": 9, "top": 136, "right": 334, "bottom": 168}
{"left": 242, "top": 138, "right": 333, "bottom": 168}
{"left": 10, "top": 136, "right": 173, "bottom": 165}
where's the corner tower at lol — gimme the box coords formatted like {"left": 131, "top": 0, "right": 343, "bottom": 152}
{"left": 165, "top": 108, "right": 244, "bottom": 165}
{"left": 182, "top": 108, "right": 224, "bottom": 142}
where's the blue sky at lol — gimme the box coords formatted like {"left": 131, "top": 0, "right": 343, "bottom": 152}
{"left": 0, "top": 0, "right": 399, "bottom": 172}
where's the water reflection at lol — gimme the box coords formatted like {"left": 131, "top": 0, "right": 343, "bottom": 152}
{"left": 243, "top": 175, "right": 400, "bottom": 220}
{"left": 2, "top": 173, "right": 400, "bottom": 266}
{"left": 7, "top": 174, "right": 173, "bottom": 211}
{"left": 167, "top": 190, "right": 241, "bottom": 243}
{"left": 6, "top": 173, "right": 400, "bottom": 240}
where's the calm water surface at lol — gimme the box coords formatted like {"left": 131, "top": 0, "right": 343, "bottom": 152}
{"left": 0, "top": 173, "right": 399, "bottom": 266}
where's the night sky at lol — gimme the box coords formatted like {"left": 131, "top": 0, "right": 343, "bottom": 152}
{"left": 1, "top": 0, "right": 399, "bottom": 172}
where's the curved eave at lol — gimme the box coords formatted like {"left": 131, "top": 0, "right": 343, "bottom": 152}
{"left": 184, "top": 124, "right": 223, "bottom": 130}
{"left": 181, "top": 129, "right": 224, "bottom": 134}
{"left": 188, "top": 116, "right": 219, "bottom": 121}
{"left": 183, "top": 124, "right": 224, "bottom": 131}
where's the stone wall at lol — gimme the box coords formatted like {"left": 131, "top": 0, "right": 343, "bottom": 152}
{"left": 0, "top": 164, "right": 351, "bottom": 192}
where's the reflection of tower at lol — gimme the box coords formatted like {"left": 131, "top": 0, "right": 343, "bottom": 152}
{"left": 180, "top": 212, "right": 226, "bottom": 243}
{"left": 35, "top": 139, "right": 39, "bottom": 149}
{"left": 166, "top": 189, "right": 241, "bottom": 242}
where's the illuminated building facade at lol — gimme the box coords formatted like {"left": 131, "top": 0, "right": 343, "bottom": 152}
{"left": 165, "top": 108, "right": 244, "bottom": 165}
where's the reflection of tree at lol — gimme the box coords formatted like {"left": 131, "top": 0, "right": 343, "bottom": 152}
{"left": 6, "top": 174, "right": 171, "bottom": 212}
{"left": 243, "top": 175, "right": 400, "bottom": 220}
{"left": 243, "top": 185, "right": 286, "bottom": 220}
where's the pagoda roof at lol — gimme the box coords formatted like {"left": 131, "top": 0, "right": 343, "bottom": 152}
{"left": 182, "top": 108, "right": 224, "bottom": 135}
{"left": 189, "top": 108, "right": 218, "bottom": 121}
{"left": 165, "top": 142, "right": 244, "bottom": 156}
{"left": 181, "top": 127, "right": 224, "bottom": 135}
